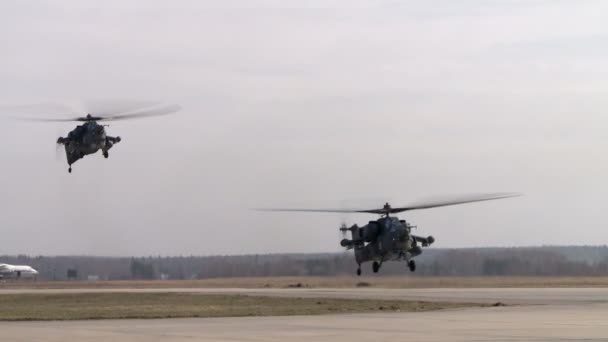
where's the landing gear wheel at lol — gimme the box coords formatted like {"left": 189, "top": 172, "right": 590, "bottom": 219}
{"left": 372, "top": 261, "right": 380, "bottom": 273}
{"left": 356, "top": 267, "right": 361, "bottom": 276}
{"left": 103, "top": 151, "right": 109, "bottom": 158}
{"left": 68, "top": 167, "right": 72, "bottom": 173}
{"left": 408, "top": 260, "right": 416, "bottom": 272}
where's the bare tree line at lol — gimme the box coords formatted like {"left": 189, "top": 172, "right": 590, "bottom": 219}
{"left": 2, "top": 246, "right": 608, "bottom": 280}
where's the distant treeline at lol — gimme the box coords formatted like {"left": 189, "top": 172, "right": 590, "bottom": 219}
{"left": 3, "top": 246, "right": 608, "bottom": 281}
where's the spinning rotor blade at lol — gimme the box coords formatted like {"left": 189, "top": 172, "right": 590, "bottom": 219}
{"left": 9, "top": 102, "right": 180, "bottom": 122}
{"left": 80, "top": 100, "right": 161, "bottom": 117}
{"left": 94, "top": 103, "right": 181, "bottom": 122}
{"left": 388, "top": 192, "right": 521, "bottom": 213}
{"left": 16, "top": 117, "right": 78, "bottom": 122}
{"left": 3, "top": 102, "right": 79, "bottom": 121}
{"left": 256, "top": 192, "right": 521, "bottom": 215}
{"left": 7, "top": 102, "right": 83, "bottom": 122}
{"left": 255, "top": 208, "right": 370, "bottom": 213}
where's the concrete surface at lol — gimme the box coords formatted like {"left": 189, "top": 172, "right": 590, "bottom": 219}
{"left": 1, "top": 288, "right": 608, "bottom": 341}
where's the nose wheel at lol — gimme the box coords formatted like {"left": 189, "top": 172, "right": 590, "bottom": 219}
{"left": 103, "top": 151, "right": 109, "bottom": 158}
{"left": 372, "top": 261, "right": 381, "bottom": 273}
{"left": 68, "top": 166, "right": 72, "bottom": 173}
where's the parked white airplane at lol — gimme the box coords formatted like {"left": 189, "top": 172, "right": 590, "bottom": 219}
{"left": 0, "top": 263, "right": 38, "bottom": 279}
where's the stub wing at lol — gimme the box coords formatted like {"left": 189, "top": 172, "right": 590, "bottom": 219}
{"left": 412, "top": 235, "right": 435, "bottom": 247}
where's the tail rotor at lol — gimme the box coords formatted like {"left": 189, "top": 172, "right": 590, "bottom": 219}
{"left": 55, "top": 126, "right": 66, "bottom": 163}
{"left": 55, "top": 141, "right": 63, "bottom": 161}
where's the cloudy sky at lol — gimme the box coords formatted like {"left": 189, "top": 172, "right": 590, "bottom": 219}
{"left": 0, "top": 0, "right": 607, "bottom": 256}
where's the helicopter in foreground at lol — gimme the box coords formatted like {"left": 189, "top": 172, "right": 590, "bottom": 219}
{"left": 19, "top": 103, "right": 180, "bottom": 173}
{"left": 259, "top": 193, "right": 520, "bottom": 275}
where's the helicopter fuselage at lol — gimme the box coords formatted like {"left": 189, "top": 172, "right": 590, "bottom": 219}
{"left": 56, "top": 120, "right": 121, "bottom": 172}
{"left": 341, "top": 215, "right": 434, "bottom": 274}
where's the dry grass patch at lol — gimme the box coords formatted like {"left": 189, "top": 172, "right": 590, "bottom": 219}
{"left": 0, "top": 293, "right": 477, "bottom": 321}
{"left": 5, "top": 276, "right": 608, "bottom": 289}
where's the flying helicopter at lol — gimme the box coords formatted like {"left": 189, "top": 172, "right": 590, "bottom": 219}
{"left": 16, "top": 103, "right": 181, "bottom": 173}
{"left": 259, "top": 193, "right": 520, "bottom": 275}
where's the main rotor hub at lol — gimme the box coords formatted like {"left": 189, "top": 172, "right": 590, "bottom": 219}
{"left": 382, "top": 203, "right": 391, "bottom": 216}
{"left": 83, "top": 114, "right": 101, "bottom": 122}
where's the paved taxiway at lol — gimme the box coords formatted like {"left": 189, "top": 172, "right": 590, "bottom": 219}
{"left": 1, "top": 288, "right": 607, "bottom": 341}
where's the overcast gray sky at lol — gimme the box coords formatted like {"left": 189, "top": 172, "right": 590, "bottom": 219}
{"left": 1, "top": 0, "right": 607, "bottom": 256}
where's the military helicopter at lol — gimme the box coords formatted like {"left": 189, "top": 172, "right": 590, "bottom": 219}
{"left": 17, "top": 103, "right": 181, "bottom": 173}
{"left": 259, "top": 193, "right": 520, "bottom": 275}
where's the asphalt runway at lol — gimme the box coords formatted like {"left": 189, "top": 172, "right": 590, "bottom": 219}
{"left": 1, "top": 288, "right": 608, "bottom": 341}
